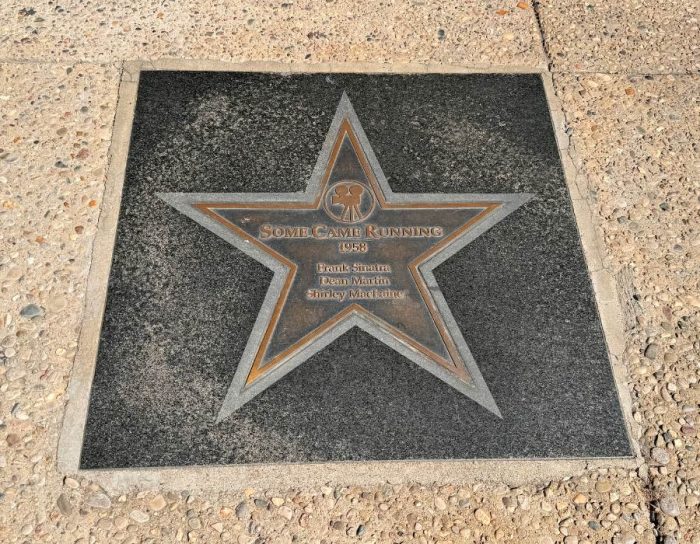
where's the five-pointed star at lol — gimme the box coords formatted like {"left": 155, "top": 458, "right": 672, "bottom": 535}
{"left": 159, "top": 93, "right": 531, "bottom": 422}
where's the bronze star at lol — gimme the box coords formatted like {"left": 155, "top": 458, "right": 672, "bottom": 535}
{"left": 160, "top": 94, "right": 531, "bottom": 422}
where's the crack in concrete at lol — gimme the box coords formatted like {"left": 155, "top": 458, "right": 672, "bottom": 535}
{"left": 531, "top": 1, "right": 554, "bottom": 72}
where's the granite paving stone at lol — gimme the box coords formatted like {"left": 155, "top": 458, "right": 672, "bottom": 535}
{"left": 79, "top": 71, "right": 630, "bottom": 468}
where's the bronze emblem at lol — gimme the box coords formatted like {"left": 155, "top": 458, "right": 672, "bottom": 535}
{"left": 159, "top": 93, "right": 531, "bottom": 422}
{"left": 324, "top": 180, "right": 376, "bottom": 223}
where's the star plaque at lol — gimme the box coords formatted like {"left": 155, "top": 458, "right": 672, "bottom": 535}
{"left": 160, "top": 94, "right": 531, "bottom": 422}
{"left": 74, "top": 72, "right": 633, "bottom": 469}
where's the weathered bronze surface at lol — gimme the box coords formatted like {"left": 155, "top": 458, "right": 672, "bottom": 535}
{"left": 199, "top": 120, "right": 495, "bottom": 384}
{"left": 160, "top": 94, "right": 530, "bottom": 422}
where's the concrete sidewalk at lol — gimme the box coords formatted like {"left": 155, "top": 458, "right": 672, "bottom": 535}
{"left": 0, "top": 2, "right": 698, "bottom": 543}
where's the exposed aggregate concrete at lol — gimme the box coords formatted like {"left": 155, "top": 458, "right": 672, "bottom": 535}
{"left": 552, "top": 72, "right": 700, "bottom": 543}
{"left": 538, "top": 0, "right": 699, "bottom": 73}
{"left": 0, "top": 1, "right": 544, "bottom": 68}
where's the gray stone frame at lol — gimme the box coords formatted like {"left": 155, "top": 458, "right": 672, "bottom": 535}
{"left": 57, "top": 61, "right": 640, "bottom": 494}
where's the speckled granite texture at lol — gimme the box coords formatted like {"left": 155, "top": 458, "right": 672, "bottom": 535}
{"left": 80, "top": 72, "right": 631, "bottom": 468}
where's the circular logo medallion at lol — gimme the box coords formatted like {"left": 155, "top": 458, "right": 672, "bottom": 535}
{"left": 323, "top": 181, "right": 376, "bottom": 224}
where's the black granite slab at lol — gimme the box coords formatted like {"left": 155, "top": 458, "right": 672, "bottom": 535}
{"left": 80, "top": 72, "right": 631, "bottom": 468}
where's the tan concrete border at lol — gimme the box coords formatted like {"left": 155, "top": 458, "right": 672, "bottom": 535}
{"left": 58, "top": 60, "right": 642, "bottom": 494}
{"left": 57, "top": 65, "right": 140, "bottom": 476}
{"left": 135, "top": 59, "right": 544, "bottom": 75}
